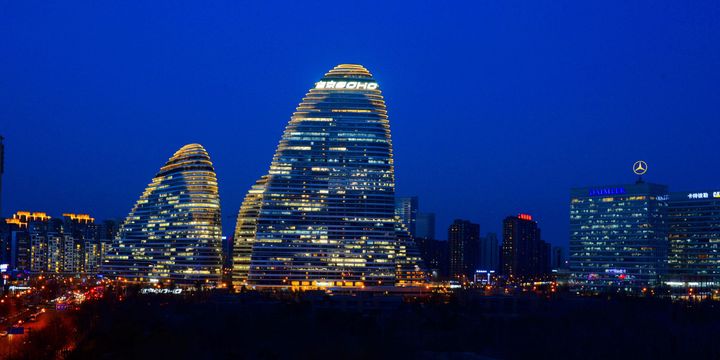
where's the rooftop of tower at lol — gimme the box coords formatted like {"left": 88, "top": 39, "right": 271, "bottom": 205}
{"left": 156, "top": 143, "right": 214, "bottom": 177}
{"left": 323, "top": 64, "right": 373, "bottom": 79}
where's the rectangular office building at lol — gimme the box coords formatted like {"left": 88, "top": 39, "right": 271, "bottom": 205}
{"left": 666, "top": 190, "right": 720, "bottom": 291}
{"left": 569, "top": 182, "right": 669, "bottom": 294}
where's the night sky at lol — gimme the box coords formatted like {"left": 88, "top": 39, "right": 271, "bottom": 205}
{"left": 2, "top": 1, "right": 719, "bottom": 248}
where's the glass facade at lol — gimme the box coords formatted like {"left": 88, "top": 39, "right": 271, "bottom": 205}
{"left": 667, "top": 190, "right": 720, "bottom": 290}
{"left": 104, "top": 144, "right": 222, "bottom": 287}
{"left": 395, "top": 196, "right": 418, "bottom": 237}
{"left": 232, "top": 64, "right": 424, "bottom": 290}
{"left": 569, "top": 182, "right": 669, "bottom": 293}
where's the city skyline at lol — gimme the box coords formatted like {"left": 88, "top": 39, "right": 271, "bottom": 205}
{"left": 2, "top": 2, "right": 720, "bottom": 358}
{"left": 2, "top": 1, "right": 720, "bottom": 249}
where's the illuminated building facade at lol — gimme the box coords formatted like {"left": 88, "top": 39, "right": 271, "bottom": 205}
{"left": 5, "top": 211, "right": 51, "bottom": 229}
{"left": 62, "top": 213, "right": 95, "bottom": 274}
{"left": 85, "top": 239, "right": 111, "bottom": 274}
{"left": 86, "top": 220, "right": 118, "bottom": 274}
{"left": 501, "top": 214, "right": 550, "bottom": 278}
{"left": 666, "top": 190, "right": 720, "bottom": 291}
{"left": 448, "top": 219, "right": 480, "bottom": 280}
{"left": 569, "top": 182, "right": 669, "bottom": 293}
{"left": 233, "top": 64, "right": 423, "bottom": 290}
{"left": 28, "top": 218, "right": 72, "bottom": 274}
{"left": 104, "top": 144, "right": 223, "bottom": 287}
{"left": 30, "top": 233, "right": 48, "bottom": 272}
{"left": 2, "top": 211, "right": 117, "bottom": 275}
{"left": 5, "top": 213, "right": 86, "bottom": 274}
{"left": 5, "top": 212, "right": 52, "bottom": 272}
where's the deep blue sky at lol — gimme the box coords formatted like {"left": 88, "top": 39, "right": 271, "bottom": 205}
{"left": 1, "top": 1, "right": 719, "bottom": 247}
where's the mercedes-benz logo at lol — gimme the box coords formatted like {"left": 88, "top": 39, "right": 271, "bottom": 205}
{"left": 633, "top": 160, "right": 648, "bottom": 175}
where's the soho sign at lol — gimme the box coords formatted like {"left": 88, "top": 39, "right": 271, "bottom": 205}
{"left": 315, "top": 81, "right": 378, "bottom": 90}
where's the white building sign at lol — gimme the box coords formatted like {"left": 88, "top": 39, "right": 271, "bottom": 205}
{"left": 315, "top": 81, "right": 378, "bottom": 90}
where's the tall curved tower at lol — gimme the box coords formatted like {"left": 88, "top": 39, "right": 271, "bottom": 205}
{"left": 233, "top": 64, "right": 424, "bottom": 290}
{"left": 104, "top": 143, "right": 223, "bottom": 287}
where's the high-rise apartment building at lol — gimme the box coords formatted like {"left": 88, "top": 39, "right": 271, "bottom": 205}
{"left": 4, "top": 211, "right": 118, "bottom": 275}
{"left": 86, "top": 219, "right": 118, "bottom": 274}
{"left": 5, "top": 212, "right": 51, "bottom": 272}
{"left": 501, "top": 214, "right": 550, "bottom": 278}
{"left": 448, "top": 219, "right": 480, "bottom": 280}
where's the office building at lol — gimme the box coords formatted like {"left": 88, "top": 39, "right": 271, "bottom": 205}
{"left": 448, "top": 219, "right": 480, "bottom": 280}
{"left": 104, "top": 144, "right": 223, "bottom": 287}
{"left": 395, "top": 196, "right": 418, "bottom": 237}
{"left": 502, "top": 214, "right": 550, "bottom": 279}
{"left": 666, "top": 190, "right": 720, "bottom": 291}
{"left": 569, "top": 182, "right": 669, "bottom": 293}
{"left": 232, "top": 64, "right": 424, "bottom": 290}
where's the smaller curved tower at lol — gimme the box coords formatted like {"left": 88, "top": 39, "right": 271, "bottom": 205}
{"left": 103, "top": 144, "right": 223, "bottom": 287}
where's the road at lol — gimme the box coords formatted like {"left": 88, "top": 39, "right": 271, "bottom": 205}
{"left": 0, "top": 309, "right": 54, "bottom": 358}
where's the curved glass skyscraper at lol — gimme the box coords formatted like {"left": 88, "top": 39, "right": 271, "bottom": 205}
{"left": 233, "top": 64, "right": 424, "bottom": 290}
{"left": 104, "top": 144, "right": 223, "bottom": 287}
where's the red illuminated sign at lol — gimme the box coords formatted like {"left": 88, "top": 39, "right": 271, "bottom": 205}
{"left": 518, "top": 214, "right": 533, "bottom": 221}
